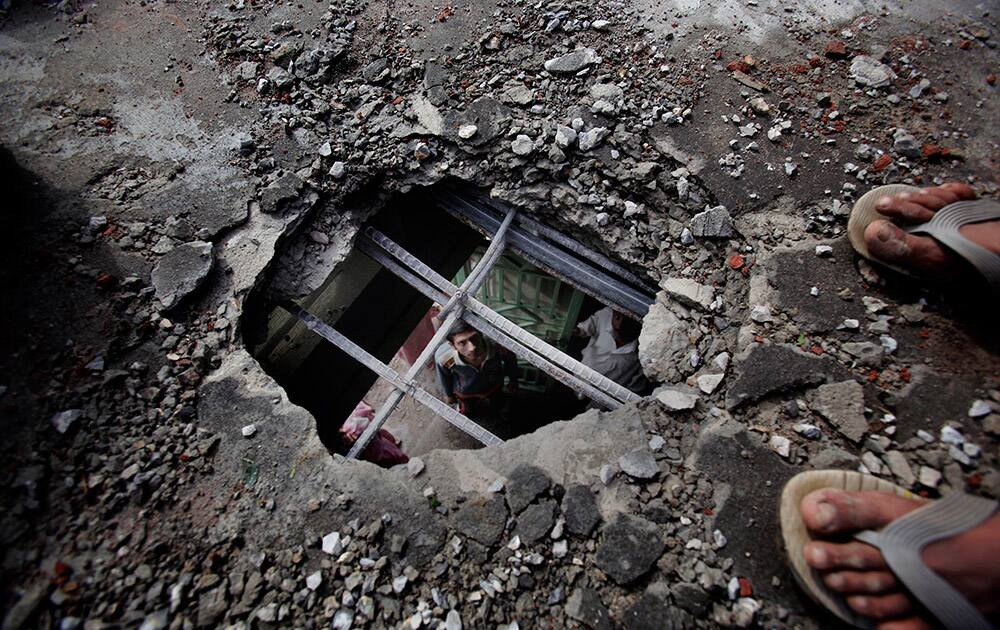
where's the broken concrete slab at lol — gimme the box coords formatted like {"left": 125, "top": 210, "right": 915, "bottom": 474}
{"left": 689, "top": 205, "right": 734, "bottom": 238}
{"left": 727, "top": 344, "right": 848, "bottom": 409}
{"left": 562, "top": 484, "right": 601, "bottom": 536}
{"left": 594, "top": 514, "right": 665, "bottom": 585}
{"left": 544, "top": 48, "right": 601, "bottom": 73}
{"left": 451, "top": 494, "right": 508, "bottom": 547}
{"left": 151, "top": 240, "right": 214, "bottom": 310}
{"left": 506, "top": 464, "right": 552, "bottom": 514}
{"left": 807, "top": 380, "right": 868, "bottom": 443}
{"left": 639, "top": 298, "right": 692, "bottom": 383}
{"left": 660, "top": 277, "right": 715, "bottom": 311}
{"left": 565, "top": 587, "right": 611, "bottom": 630}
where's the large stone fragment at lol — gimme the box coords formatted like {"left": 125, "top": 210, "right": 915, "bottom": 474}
{"left": 562, "top": 484, "right": 601, "bottom": 536}
{"left": 544, "top": 48, "right": 600, "bottom": 73}
{"left": 622, "top": 592, "right": 691, "bottom": 630}
{"left": 850, "top": 55, "right": 897, "bottom": 88}
{"left": 660, "top": 277, "right": 715, "bottom": 311}
{"left": 654, "top": 384, "right": 700, "bottom": 411}
{"left": 807, "top": 380, "right": 868, "bottom": 443}
{"left": 514, "top": 498, "right": 556, "bottom": 544}
{"left": 618, "top": 449, "right": 659, "bottom": 479}
{"left": 506, "top": 464, "right": 552, "bottom": 514}
{"left": 451, "top": 494, "right": 508, "bottom": 546}
{"left": 638, "top": 298, "right": 691, "bottom": 382}
{"left": 152, "top": 241, "right": 214, "bottom": 310}
{"left": 565, "top": 588, "right": 611, "bottom": 630}
{"left": 595, "top": 514, "right": 665, "bottom": 584}
{"left": 726, "top": 344, "right": 847, "bottom": 409}
{"left": 689, "top": 206, "right": 734, "bottom": 238}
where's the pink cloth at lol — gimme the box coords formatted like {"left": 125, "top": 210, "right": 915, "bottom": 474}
{"left": 340, "top": 401, "right": 409, "bottom": 467}
{"left": 398, "top": 308, "right": 439, "bottom": 366}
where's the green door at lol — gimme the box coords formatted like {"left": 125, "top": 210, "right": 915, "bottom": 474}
{"left": 453, "top": 249, "right": 584, "bottom": 392}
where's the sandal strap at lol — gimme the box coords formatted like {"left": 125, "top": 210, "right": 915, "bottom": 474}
{"left": 907, "top": 199, "right": 1000, "bottom": 293}
{"left": 855, "top": 492, "right": 997, "bottom": 630}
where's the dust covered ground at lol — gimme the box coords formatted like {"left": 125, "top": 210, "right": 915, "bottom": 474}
{"left": 1, "top": 0, "right": 999, "bottom": 628}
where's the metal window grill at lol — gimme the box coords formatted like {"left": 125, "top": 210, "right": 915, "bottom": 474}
{"left": 282, "top": 191, "right": 656, "bottom": 458}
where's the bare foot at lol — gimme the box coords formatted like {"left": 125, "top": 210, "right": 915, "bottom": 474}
{"left": 801, "top": 488, "right": 1000, "bottom": 629}
{"left": 862, "top": 182, "right": 1000, "bottom": 282}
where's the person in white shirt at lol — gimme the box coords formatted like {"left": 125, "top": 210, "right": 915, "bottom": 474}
{"left": 574, "top": 306, "right": 648, "bottom": 394}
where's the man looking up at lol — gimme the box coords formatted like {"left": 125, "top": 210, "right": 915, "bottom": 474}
{"left": 435, "top": 320, "right": 519, "bottom": 434}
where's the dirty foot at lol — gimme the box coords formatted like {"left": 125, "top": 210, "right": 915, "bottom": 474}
{"left": 801, "top": 488, "right": 1000, "bottom": 629}
{"left": 862, "top": 182, "right": 1000, "bottom": 282}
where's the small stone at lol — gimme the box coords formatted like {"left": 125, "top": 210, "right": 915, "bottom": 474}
{"left": 618, "top": 449, "right": 659, "bottom": 479}
{"left": 152, "top": 241, "right": 214, "bottom": 310}
{"left": 885, "top": 451, "right": 916, "bottom": 487}
{"left": 565, "top": 588, "right": 611, "bottom": 630}
{"left": 769, "top": 435, "right": 791, "bottom": 458}
{"left": 595, "top": 514, "right": 665, "bottom": 585}
{"left": 824, "top": 40, "right": 848, "bottom": 59}
{"left": 689, "top": 205, "right": 734, "bottom": 238}
{"left": 50, "top": 409, "right": 82, "bottom": 434}
{"left": 649, "top": 435, "right": 666, "bottom": 451}
{"left": 554, "top": 125, "right": 577, "bottom": 148}
{"left": 850, "top": 55, "right": 897, "bottom": 88}
{"left": 511, "top": 135, "right": 533, "bottom": 156}
{"left": 750, "top": 304, "right": 773, "bottom": 323}
{"left": 544, "top": 48, "right": 601, "bottom": 74}
{"left": 392, "top": 575, "right": 408, "bottom": 594}
{"left": 969, "top": 400, "right": 992, "bottom": 418}
{"left": 815, "top": 245, "right": 834, "bottom": 257}
{"left": 808, "top": 380, "right": 868, "bottom": 443}
{"left": 918, "top": 466, "right": 942, "bottom": 488}
{"left": 793, "top": 424, "right": 822, "bottom": 439}
{"left": 445, "top": 610, "right": 463, "bottom": 630}
{"left": 661, "top": 278, "right": 715, "bottom": 311}
{"left": 578, "top": 127, "right": 609, "bottom": 151}
{"left": 318, "top": 142, "right": 332, "bottom": 157}
{"left": 654, "top": 385, "right": 699, "bottom": 411}
{"left": 697, "top": 373, "right": 725, "bottom": 394}
{"left": 241, "top": 424, "right": 257, "bottom": 438}
{"left": 940, "top": 425, "right": 965, "bottom": 445}
{"left": 599, "top": 464, "right": 616, "bottom": 485}
{"left": 306, "top": 571, "right": 322, "bottom": 591}
{"left": 458, "top": 124, "right": 478, "bottom": 139}
{"left": 329, "top": 161, "right": 346, "bottom": 178}
{"left": 407, "top": 457, "right": 425, "bottom": 477}
{"left": 322, "top": 531, "right": 343, "bottom": 556}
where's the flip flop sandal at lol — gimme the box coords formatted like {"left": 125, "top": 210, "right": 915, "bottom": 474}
{"left": 847, "top": 184, "right": 1000, "bottom": 293}
{"left": 780, "top": 469, "right": 998, "bottom": 629}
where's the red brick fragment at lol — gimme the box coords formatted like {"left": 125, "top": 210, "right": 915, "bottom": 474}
{"left": 959, "top": 39, "right": 972, "bottom": 50}
{"left": 824, "top": 40, "right": 848, "bottom": 59}
{"left": 739, "top": 577, "right": 753, "bottom": 597}
{"left": 987, "top": 74, "right": 997, "bottom": 86}
{"left": 872, "top": 154, "right": 893, "bottom": 172}
{"left": 728, "top": 254, "right": 745, "bottom": 270}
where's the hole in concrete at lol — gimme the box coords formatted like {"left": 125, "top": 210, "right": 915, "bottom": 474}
{"left": 246, "top": 184, "right": 655, "bottom": 462}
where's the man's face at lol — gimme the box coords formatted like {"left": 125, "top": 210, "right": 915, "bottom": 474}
{"left": 450, "top": 330, "right": 486, "bottom": 364}
{"left": 611, "top": 311, "right": 625, "bottom": 331}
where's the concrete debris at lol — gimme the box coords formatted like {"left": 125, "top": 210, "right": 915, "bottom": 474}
{"left": 544, "top": 48, "right": 601, "bottom": 73}
{"left": 689, "top": 205, "right": 734, "bottom": 238}
{"left": 654, "top": 384, "right": 700, "bottom": 411}
{"left": 807, "top": 380, "right": 868, "bottom": 443}
{"left": 660, "top": 277, "right": 715, "bottom": 311}
{"left": 618, "top": 449, "right": 659, "bottom": 479}
{"left": 850, "top": 55, "right": 897, "bottom": 88}
{"left": 595, "top": 514, "right": 665, "bottom": 585}
{"left": 151, "top": 241, "right": 214, "bottom": 310}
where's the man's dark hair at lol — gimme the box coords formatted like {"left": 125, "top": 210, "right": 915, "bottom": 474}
{"left": 617, "top": 315, "right": 642, "bottom": 343}
{"left": 446, "top": 319, "right": 477, "bottom": 343}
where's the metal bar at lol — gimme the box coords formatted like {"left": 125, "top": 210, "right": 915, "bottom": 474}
{"left": 282, "top": 302, "right": 503, "bottom": 448}
{"left": 347, "top": 208, "right": 516, "bottom": 458}
{"left": 357, "top": 237, "right": 623, "bottom": 410}
{"left": 500, "top": 201, "right": 658, "bottom": 295}
{"left": 433, "top": 189, "right": 655, "bottom": 319}
{"left": 362, "top": 228, "right": 641, "bottom": 405}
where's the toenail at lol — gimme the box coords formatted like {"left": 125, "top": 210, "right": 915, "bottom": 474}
{"left": 876, "top": 196, "right": 891, "bottom": 208}
{"left": 898, "top": 192, "right": 910, "bottom": 199}
{"left": 853, "top": 597, "right": 869, "bottom": 612}
{"left": 876, "top": 224, "right": 894, "bottom": 243}
{"left": 814, "top": 501, "right": 836, "bottom": 530}
{"left": 827, "top": 573, "right": 845, "bottom": 589}
{"left": 806, "top": 546, "right": 827, "bottom": 567}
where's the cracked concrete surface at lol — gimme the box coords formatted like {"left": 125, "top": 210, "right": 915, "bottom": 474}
{"left": 1, "top": 0, "right": 999, "bottom": 628}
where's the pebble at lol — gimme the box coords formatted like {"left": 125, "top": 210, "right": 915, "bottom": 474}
{"left": 554, "top": 125, "right": 577, "bottom": 148}
{"left": 599, "top": 464, "right": 617, "bottom": 485}
{"left": 654, "top": 385, "right": 700, "bottom": 411}
{"left": 511, "top": 135, "right": 533, "bottom": 156}
{"left": 305, "top": 571, "right": 322, "bottom": 591}
{"left": 544, "top": 48, "right": 601, "bottom": 73}
{"left": 940, "top": 425, "right": 965, "bottom": 445}
{"left": 618, "top": 449, "right": 659, "bottom": 479}
{"left": 578, "top": 127, "right": 609, "bottom": 151}
{"left": 458, "top": 125, "right": 478, "bottom": 139}
{"left": 329, "top": 161, "right": 346, "bottom": 178}
{"left": 969, "top": 400, "right": 992, "bottom": 418}
{"left": 750, "top": 305, "right": 773, "bottom": 323}
{"left": 815, "top": 245, "right": 833, "bottom": 257}
{"left": 322, "top": 531, "right": 343, "bottom": 556}
{"left": 241, "top": 424, "right": 257, "bottom": 438}
{"left": 850, "top": 55, "right": 897, "bottom": 88}
{"left": 408, "top": 457, "right": 425, "bottom": 477}
{"left": 769, "top": 435, "right": 791, "bottom": 458}
{"left": 649, "top": 435, "right": 666, "bottom": 451}
{"left": 918, "top": 466, "right": 942, "bottom": 488}
{"left": 50, "top": 409, "right": 83, "bottom": 434}
{"left": 697, "top": 373, "right": 725, "bottom": 394}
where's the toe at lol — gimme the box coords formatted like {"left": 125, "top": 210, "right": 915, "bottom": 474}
{"left": 847, "top": 593, "right": 913, "bottom": 620}
{"left": 937, "top": 182, "right": 977, "bottom": 201}
{"left": 877, "top": 618, "right": 933, "bottom": 630}
{"left": 800, "top": 488, "right": 922, "bottom": 535}
{"left": 804, "top": 541, "right": 888, "bottom": 571}
{"left": 875, "top": 193, "right": 936, "bottom": 223}
{"left": 863, "top": 220, "right": 951, "bottom": 273}
{"left": 824, "top": 570, "right": 898, "bottom": 594}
